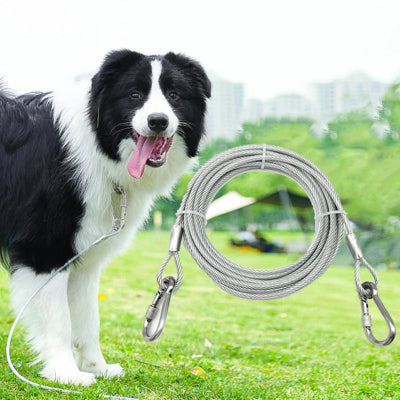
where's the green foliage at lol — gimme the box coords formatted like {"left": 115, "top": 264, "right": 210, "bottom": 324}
{"left": 380, "top": 82, "right": 400, "bottom": 141}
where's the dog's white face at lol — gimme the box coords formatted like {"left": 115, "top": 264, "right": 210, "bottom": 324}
{"left": 88, "top": 50, "right": 211, "bottom": 179}
{"left": 131, "top": 60, "right": 179, "bottom": 138}
{"left": 128, "top": 60, "right": 180, "bottom": 178}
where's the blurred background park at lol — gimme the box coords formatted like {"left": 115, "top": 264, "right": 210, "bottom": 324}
{"left": 0, "top": 0, "right": 398, "bottom": 279}
{"left": 150, "top": 75, "right": 400, "bottom": 269}
{"left": 3, "top": 0, "right": 398, "bottom": 269}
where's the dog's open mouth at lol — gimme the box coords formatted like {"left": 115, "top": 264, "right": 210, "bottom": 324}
{"left": 128, "top": 131, "right": 174, "bottom": 179}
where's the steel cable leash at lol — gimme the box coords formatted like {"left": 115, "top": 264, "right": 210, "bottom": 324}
{"left": 143, "top": 144, "right": 396, "bottom": 346}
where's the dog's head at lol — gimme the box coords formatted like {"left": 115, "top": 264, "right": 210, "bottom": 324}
{"left": 88, "top": 50, "right": 211, "bottom": 179}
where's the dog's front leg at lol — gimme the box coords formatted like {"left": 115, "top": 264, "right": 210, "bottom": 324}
{"left": 10, "top": 267, "right": 96, "bottom": 386}
{"left": 68, "top": 264, "right": 124, "bottom": 379}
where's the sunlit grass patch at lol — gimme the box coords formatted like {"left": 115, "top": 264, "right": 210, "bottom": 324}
{"left": 0, "top": 230, "right": 399, "bottom": 399}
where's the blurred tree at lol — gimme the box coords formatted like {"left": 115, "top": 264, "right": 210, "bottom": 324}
{"left": 380, "top": 82, "right": 400, "bottom": 143}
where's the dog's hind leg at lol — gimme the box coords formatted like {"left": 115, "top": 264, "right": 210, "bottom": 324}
{"left": 9, "top": 267, "right": 96, "bottom": 386}
{"left": 68, "top": 264, "right": 124, "bottom": 379}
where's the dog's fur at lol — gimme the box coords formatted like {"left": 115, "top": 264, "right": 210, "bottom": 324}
{"left": 0, "top": 50, "right": 210, "bottom": 385}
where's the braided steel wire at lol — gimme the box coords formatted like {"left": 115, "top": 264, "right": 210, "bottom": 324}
{"left": 172, "top": 144, "right": 376, "bottom": 300}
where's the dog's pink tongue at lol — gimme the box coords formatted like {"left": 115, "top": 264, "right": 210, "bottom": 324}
{"left": 128, "top": 135, "right": 158, "bottom": 178}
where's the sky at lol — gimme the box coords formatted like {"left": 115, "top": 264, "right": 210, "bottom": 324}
{"left": 0, "top": 0, "right": 399, "bottom": 100}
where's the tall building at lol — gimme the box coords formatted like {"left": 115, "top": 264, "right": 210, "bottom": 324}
{"left": 263, "top": 94, "right": 313, "bottom": 119}
{"left": 206, "top": 72, "right": 245, "bottom": 139}
{"left": 241, "top": 71, "right": 387, "bottom": 122}
{"left": 311, "top": 71, "right": 387, "bottom": 120}
{"left": 242, "top": 98, "right": 264, "bottom": 123}
{"left": 310, "top": 82, "right": 335, "bottom": 120}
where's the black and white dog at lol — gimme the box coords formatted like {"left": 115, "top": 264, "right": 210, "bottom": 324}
{"left": 0, "top": 50, "right": 211, "bottom": 385}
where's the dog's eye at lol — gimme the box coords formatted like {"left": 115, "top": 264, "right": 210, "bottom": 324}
{"left": 130, "top": 91, "right": 142, "bottom": 100}
{"left": 168, "top": 91, "right": 180, "bottom": 101}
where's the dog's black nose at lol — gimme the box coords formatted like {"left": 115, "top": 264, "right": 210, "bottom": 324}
{"left": 148, "top": 113, "right": 169, "bottom": 133}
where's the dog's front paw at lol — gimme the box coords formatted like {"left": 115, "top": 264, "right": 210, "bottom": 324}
{"left": 102, "top": 363, "right": 125, "bottom": 379}
{"left": 41, "top": 365, "right": 96, "bottom": 386}
{"left": 81, "top": 360, "right": 125, "bottom": 379}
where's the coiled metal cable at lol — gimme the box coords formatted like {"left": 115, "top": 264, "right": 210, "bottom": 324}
{"left": 175, "top": 144, "right": 361, "bottom": 299}
{"left": 147, "top": 144, "right": 395, "bottom": 346}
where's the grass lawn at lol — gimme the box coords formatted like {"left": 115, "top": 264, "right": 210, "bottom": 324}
{"left": 0, "top": 230, "right": 399, "bottom": 399}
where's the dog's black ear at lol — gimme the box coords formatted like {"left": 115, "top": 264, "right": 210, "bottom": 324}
{"left": 89, "top": 50, "right": 144, "bottom": 130}
{"left": 164, "top": 52, "right": 211, "bottom": 99}
{"left": 91, "top": 50, "right": 144, "bottom": 97}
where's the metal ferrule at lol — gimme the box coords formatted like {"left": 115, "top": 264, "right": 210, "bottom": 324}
{"left": 168, "top": 224, "right": 183, "bottom": 252}
{"left": 346, "top": 233, "right": 363, "bottom": 260}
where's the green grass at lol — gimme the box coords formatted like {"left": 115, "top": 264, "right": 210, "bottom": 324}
{"left": 0, "top": 231, "right": 399, "bottom": 399}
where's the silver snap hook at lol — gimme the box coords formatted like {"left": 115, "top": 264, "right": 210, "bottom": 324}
{"left": 360, "top": 281, "right": 396, "bottom": 347}
{"left": 142, "top": 276, "right": 176, "bottom": 342}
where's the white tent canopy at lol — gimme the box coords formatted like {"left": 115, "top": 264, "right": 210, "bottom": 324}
{"left": 206, "top": 191, "right": 256, "bottom": 220}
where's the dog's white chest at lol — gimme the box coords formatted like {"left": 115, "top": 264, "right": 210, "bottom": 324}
{"left": 73, "top": 186, "right": 153, "bottom": 269}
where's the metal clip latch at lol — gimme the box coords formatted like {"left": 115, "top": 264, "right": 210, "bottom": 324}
{"left": 111, "top": 186, "right": 128, "bottom": 232}
{"left": 360, "top": 281, "right": 396, "bottom": 347}
{"left": 142, "top": 276, "right": 176, "bottom": 342}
